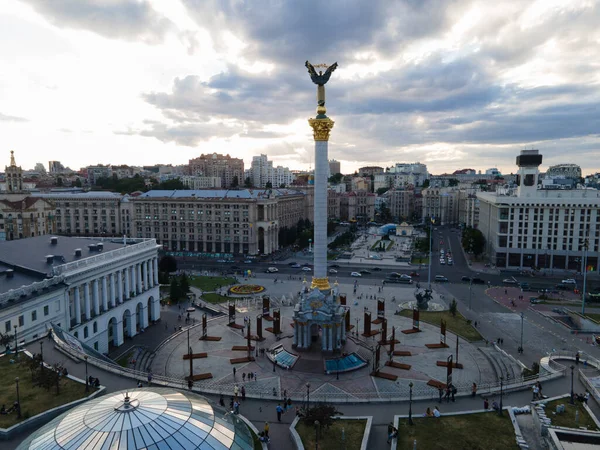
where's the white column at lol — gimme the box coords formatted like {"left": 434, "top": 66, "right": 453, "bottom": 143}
{"left": 153, "top": 258, "right": 159, "bottom": 285}
{"left": 131, "top": 265, "right": 137, "bottom": 295}
{"left": 314, "top": 139, "right": 329, "bottom": 278}
{"left": 101, "top": 276, "right": 108, "bottom": 312}
{"left": 137, "top": 263, "right": 142, "bottom": 293}
{"left": 117, "top": 271, "right": 123, "bottom": 303}
{"left": 142, "top": 261, "right": 148, "bottom": 290}
{"left": 65, "top": 291, "right": 71, "bottom": 328}
{"left": 110, "top": 273, "right": 116, "bottom": 307}
{"left": 74, "top": 287, "right": 81, "bottom": 325}
{"left": 124, "top": 267, "right": 130, "bottom": 299}
{"left": 92, "top": 279, "right": 100, "bottom": 316}
{"left": 83, "top": 282, "right": 91, "bottom": 321}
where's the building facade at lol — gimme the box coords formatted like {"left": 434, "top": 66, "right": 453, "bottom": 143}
{"left": 329, "top": 159, "right": 341, "bottom": 176}
{"left": 478, "top": 150, "right": 600, "bottom": 270}
{"left": 188, "top": 153, "right": 244, "bottom": 188}
{"left": 246, "top": 154, "right": 295, "bottom": 188}
{"left": 422, "top": 187, "right": 459, "bottom": 225}
{"left": 385, "top": 187, "right": 415, "bottom": 222}
{"left": 0, "top": 235, "right": 160, "bottom": 354}
{"left": 340, "top": 190, "right": 375, "bottom": 222}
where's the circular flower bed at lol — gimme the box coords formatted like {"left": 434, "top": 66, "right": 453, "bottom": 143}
{"left": 229, "top": 284, "right": 265, "bottom": 295}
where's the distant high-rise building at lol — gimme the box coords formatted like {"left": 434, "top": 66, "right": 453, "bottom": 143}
{"left": 246, "top": 154, "right": 295, "bottom": 188}
{"left": 329, "top": 159, "right": 341, "bottom": 176}
{"left": 358, "top": 166, "right": 384, "bottom": 177}
{"left": 48, "top": 161, "right": 65, "bottom": 173}
{"left": 188, "top": 153, "right": 244, "bottom": 188}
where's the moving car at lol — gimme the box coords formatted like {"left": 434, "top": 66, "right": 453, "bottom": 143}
{"left": 562, "top": 279, "right": 577, "bottom": 285}
{"left": 359, "top": 269, "right": 372, "bottom": 275}
{"left": 291, "top": 263, "right": 302, "bottom": 268}
{"left": 330, "top": 264, "right": 340, "bottom": 268}
{"left": 410, "top": 271, "right": 420, "bottom": 277}
{"left": 471, "top": 277, "right": 485, "bottom": 284}
{"left": 461, "top": 276, "right": 471, "bottom": 282}
{"left": 302, "top": 266, "right": 312, "bottom": 272}
{"left": 447, "top": 260, "right": 454, "bottom": 266}
{"left": 265, "top": 267, "right": 278, "bottom": 273}
{"left": 244, "top": 259, "right": 253, "bottom": 264}
{"left": 350, "top": 272, "right": 362, "bottom": 277}
{"left": 502, "top": 278, "right": 518, "bottom": 284}
{"left": 439, "top": 259, "right": 446, "bottom": 265}
{"left": 373, "top": 267, "right": 382, "bottom": 271}
{"left": 400, "top": 274, "right": 412, "bottom": 279}
{"left": 329, "top": 269, "right": 338, "bottom": 274}
{"left": 386, "top": 277, "right": 413, "bottom": 284}
{"left": 435, "top": 275, "right": 449, "bottom": 282}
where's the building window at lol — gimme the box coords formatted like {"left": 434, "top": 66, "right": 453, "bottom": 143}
{"left": 4, "top": 321, "right": 11, "bottom": 333}
{"left": 31, "top": 311, "right": 37, "bottom": 322}
{"left": 43, "top": 305, "right": 49, "bottom": 317}
{"left": 84, "top": 327, "right": 89, "bottom": 339}
{"left": 18, "top": 316, "right": 24, "bottom": 327}
{"left": 93, "top": 322, "right": 98, "bottom": 333}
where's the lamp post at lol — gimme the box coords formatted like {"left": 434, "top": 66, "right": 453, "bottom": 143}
{"left": 428, "top": 219, "right": 433, "bottom": 290}
{"left": 84, "top": 355, "right": 89, "bottom": 393}
{"left": 355, "top": 318, "right": 359, "bottom": 337}
{"left": 570, "top": 365, "right": 575, "bottom": 405}
{"left": 498, "top": 376, "right": 504, "bottom": 416}
{"left": 581, "top": 237, "right": 589, "bottom": 315}
{"left": 306, "top": 382, "right": 311, "bottom": 411}
{"left": 519, "top": 312, "right": 524, "bottom": 354}
{"left": 314, "top": 420, "right": 320, "bottom": 450}
{"left": 13, "top": 324, "right": 18, "bottom": 357}
{"left": 408, "top": 381, "right": 414, "bottom": 425}
{"left": 15, "top": 377, "right": 21, "bottom": 419}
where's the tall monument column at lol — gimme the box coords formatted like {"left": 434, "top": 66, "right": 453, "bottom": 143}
{"left": 306, "top": 61, "right": 338, "bottom": 290}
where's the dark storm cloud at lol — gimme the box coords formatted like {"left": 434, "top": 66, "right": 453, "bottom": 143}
{"left": 0, "top": 112, "right": 28, "bottom": 122}
{"left": 21, "top": 0, "right": 174, "bottom": 44}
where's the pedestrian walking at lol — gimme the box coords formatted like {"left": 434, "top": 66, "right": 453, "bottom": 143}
{"left": 532, "top": 384, "right": 539, "bottom": 401}
{"left": 241, "top": 386, "right": 246, "bottom": 401}
{"left": 233, "top": 400, "right": 240, "bottom": 415}
{"left": 483, "top": 398, "right": 489, "bottom": 410}
{"left": 254, "top": 371, "right": 257, "bottom": 381}
{"left": 445, "top": 385, "right": 451, "bottom": 403}
{"left": 451, "top": 384, "right": 457, "bottom": 402}
{"left": 438, "top": 387, "right": 443, "bottom": 403}
{"left": 276, "top": 404, "right": 284, "bottom": 421}
{"left": 234, "top": 384, "right": 239, "bottom": 398}
{"left": 233, "top": 367, "right": 236, "bottom": 377}
{"left": 242, "top": 372, "right": 246, "bottom": 382}
{"left": 472, "top": 383, "right": 477, "bottom": 397}
{"left": 576, "top": 352, "right": 580, "bottom": 365}
{"left": 264, "top": 422, "right": 270, "bottom": 438}
{"left": 147, "top": 372, "right": 153, "bottom": 386}
{"left": 283, "top": 395, "right": 287, "bottom": 410}
{"left": 219, "top": 394, "right": 225, "bottom": 407}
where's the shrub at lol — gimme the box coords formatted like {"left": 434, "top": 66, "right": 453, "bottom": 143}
{"left": 449, "top": 299, "right": 458, "bottom": 317}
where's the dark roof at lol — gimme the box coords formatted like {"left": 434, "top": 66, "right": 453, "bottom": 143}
{"left": 0, "top": 197, "right": 53, "bottom": 210}
{"left": 0, "top": 235, "right": 129, "bottom": 276}
{"left": 0, "top": 262, "right": 45, "bottom": 294}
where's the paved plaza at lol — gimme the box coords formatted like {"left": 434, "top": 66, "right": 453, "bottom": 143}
{"left": 152, "top": 276, "right": 508, "bottom": 402}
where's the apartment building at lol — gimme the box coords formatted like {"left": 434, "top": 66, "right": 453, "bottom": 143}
{"left": 385, "top": 187, "right": 415, "bottom": 222}
{"left": 188, "top": 153, "right": 244, "bottom": 188}
{"left": 478, "top": 150, "right": 600, "bottom": 270}
{"left": 422, "top": 187, "right": 459, "bottom": 225}
{"left": 340, "top": 190, "right": 375, "bottom": 222}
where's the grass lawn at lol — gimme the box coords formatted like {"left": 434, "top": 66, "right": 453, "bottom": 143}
{"left": 398, "top": 310, "right": 482, "bottom": 342}
{"left": 584, "top": 313, "right": 600, "bottom": 323}
{"left": 202, "top": 293, "right": 232, "bottom": 304}
{"left": 397, "top": 412, "right": 518, "bottom": 450}
{"left": 296, "top": 419, "right": 366, "bottom": 450}
{"left": 0, "top": 355, "right": 95, "bottom": 428}
{"left": 188, "top": 276, "right": 237, "bottom": 291}
{"left": 541, "top": 398, "right": 600, "bottom": 431}
{"left": 116, "top": 349, "right": 135, "bottom": 368}
{"left": 411, "top": 257, "right": 429, "bottom": 264}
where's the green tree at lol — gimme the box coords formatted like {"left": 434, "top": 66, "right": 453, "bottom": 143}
{"left": 56, "top": 177, "right": 63, "bottom": 187}
{"left": 422, "top": 179, "right": 430, "bottom": 188}
{"left": 265, "top": 181, "right": 273, "bottom": 189}
{"left": 74, "top": 178, "right": 83, "bottom": 187}
{"left": 279, "top": 183, "right": 286, "bottom": 188}
{"left": 153, "top": 178, "right": 188, "bottom": 190}
{"left": 461, "top": 227, "right": 485, "bottom": 257}
{"left": 449, "top": 299, "right": 458, "bottom": 317}
{"left": 159, "top": 255, "right": 178, "bottom": 273}
{"left": 328, "top": 173, "right": 343, "bottom": 184}
{"left": 244, "top": 177, "right": 253, "bottom": 188}
{"left": 0, "top": 331, "right": 15, "bottom": 352}
{"left": 231, "top": 176, "right": 239, "bottom": 188}
{"left": 376, "top": 187, "right": 389, "bottom": 195}
{"left": 448, "top": 178, "right": 459, "bottom": 187}
{"left": 169, "top": 279, "right": 183, "bottom": 303}
{"left": 180, "top": 273, "right": 190, "bottom": 295}
{"left": 303, "top": 403, "right": 343, "bottom": 429}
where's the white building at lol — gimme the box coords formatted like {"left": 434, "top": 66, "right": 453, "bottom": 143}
{"left": 0, "top": 235, "right": 160, "bottom": 354}
{"left": 179, "top": 175, "right": 222, "bottom": 189}
{"left": 247, "top": 154, "right": 295, "bottom": 188}
{"left": 478, "top": 150, "right": 600, "bottom": 270}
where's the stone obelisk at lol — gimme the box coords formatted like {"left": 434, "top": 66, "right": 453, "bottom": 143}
{"left": 305, "top": 61, "right": 337, "bottom": 291}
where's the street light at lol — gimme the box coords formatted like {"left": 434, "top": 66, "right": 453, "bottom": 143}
{"left": 306, "top": 382, "right": 311, "bottom": 411}
{"left": 13, "top": 324, "right": 18, "bottom": 357}
{"left": 314, "top": 420, "right": 320, "bottom": 450}
{"left": 408, "top": 381, "right": 414, "bottom": 425}
{"left": 84, "top": 355, "right": 89, "bottom": 393}
{"left": 570, "top": 365, "right": 575, "bottom": 405}
{"left": 519, "top": 312, "right": 524, "bottom": 354}
{"left": 498, "top": 376, "right": 504, "bottom": 416}
{"left": 15, "top": 377, "right": 21, "bottom": 419}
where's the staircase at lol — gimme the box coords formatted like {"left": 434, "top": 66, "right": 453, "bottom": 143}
{"left": 478, "top": 346, "right": 522, "bottom": 382}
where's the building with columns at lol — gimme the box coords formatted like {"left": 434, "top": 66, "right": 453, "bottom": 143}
{"left": 0, "top": 235, "right": 160, "bottom": 354}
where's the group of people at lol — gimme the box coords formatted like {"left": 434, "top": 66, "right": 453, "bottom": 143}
{"left": 438, "top": 384, "right": 458, "bottom": 403}
{"left": 423, "top": 406, "right": 442, "bottom": 417}
{"left": 0, "top": 402, "right": 20, "bottom": 415}
{"left": 87, "top": 375, "right": 101, "bottom": 388}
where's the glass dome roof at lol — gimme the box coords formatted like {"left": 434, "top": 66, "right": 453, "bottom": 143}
{"left": 16, "top": 388, "right": 255, "bottom": 450}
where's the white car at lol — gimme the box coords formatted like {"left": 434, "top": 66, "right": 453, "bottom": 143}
{"left": 350, "top": 272, "right": 362, "bottom": 277}
{"left": 439, "top": 259, "right": 446, "bottom": 265}
{"left": 329, "top": 269, "right": 338, "bottom": 274}
{"left": 562, "top": 279, "right": 576, "bottom": 284}
{"left": 266, "top": 267, "right": 278, "bottom": 273}
{"left": 400, "top": 274, "right": 412, "bottom": 279}
{"left": 302, "top": 266, "right": 312, "bottom": 272}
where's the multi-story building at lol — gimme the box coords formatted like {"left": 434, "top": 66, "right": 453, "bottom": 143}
{"left": 327, "top": 190, "right": 341, "bottom": 221}
{"left": 37, "top": 191, "right": 125, "bottom": 237}
{"left": 358, "top": 166, "right": 384, "bottom": 177}
{"left": 48, "top": 161, "right": 65, "bottom": 173}
{"left": 0, "top": 235, "right": 160, "bottom": 353}
{"left": 458, "top": 189, "right": 480, "bottom": 228}
{"left": 340, "top": 190, "right": 375, "bottom": 222}
{"left": 478, "top": 150, "right": 600, "bottom": 270}
{"left": 111, "top": 165, "right": 135, "bottom": 179}
{"left": 129, "top": 189, "right": 306, "bottom": 255}
{"left": 179, "top": 175, "right": 222, "bottom": 189}
{"left": 86, "top": 165, "right": 113, "bottom": 185}
{"left": 246, "top": 154, "right": 295, "bottom": 188}
{"left": 385, "top": 187, "right": 416, "bottom": 222}
{"left": 188, "top": 153, "right": 244, "bottom": 188}
{"left": 422, "top": 187, "right": 459, "bottom": 225}
{"left": 0, "top": 152, "right": 57, "bottom": 240}
{"left": 329, "top": 160, "right": 341, "bottom": 176}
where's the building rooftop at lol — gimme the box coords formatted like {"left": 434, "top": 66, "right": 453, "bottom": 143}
{"left": 0, "top": 235, "right": 132, "bottom": 277}
{"left": 35, "top": 191, "right": 124, "bottom": 199}
{"left": 136, "top": 189, "right": 304, "bottom": 200}
{"left": 0, "top": 262, "right": 45, "bottom": 294}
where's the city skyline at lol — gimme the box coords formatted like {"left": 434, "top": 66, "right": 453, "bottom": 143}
{"left": 1, "top": 1, "right": 599, "bottom": 175}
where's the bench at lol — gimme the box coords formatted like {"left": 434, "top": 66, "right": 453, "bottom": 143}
{"left": 182, "top": 353, "right": 207, "bottom": 360}
{"left": 187, "top": 373, "right": 213, "bottom": 381}
{"left": 371, "top": 371, "right": 398, "bottom": 381}
{"left": 231, "top": 345, "right": 255, "bottom": 351}
{"left": 385, "top": 361, "right": 411, "bottom": 370}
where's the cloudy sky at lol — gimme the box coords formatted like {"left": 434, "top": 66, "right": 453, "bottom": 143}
{"left": 1, "top": 0, "right": 599, "bottom": 175}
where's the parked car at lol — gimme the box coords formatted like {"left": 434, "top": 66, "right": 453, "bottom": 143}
{"left": 562, "top": 279, "right": 577, "bottom": 285}
{"left": 265, "top": 267, "right": 278, "bottom": 273}
{"left": 389, "top": 272, "right": 402, "bottom": 278}
{"left": 555, "top": 283, "right": 570, "bottom": 290}
{"left": 461, "top": 276, "right": 471, "bottom": 282}
{"left": 502, "top": 278, "right": 518, "bottom": 284}
{"left": 217, "top": 259, "right": 226, "bottom": 263}
{"left": 329, "top": 269, "right": 338, "bottom": 274}
{"left": 529, "top": 297, "right": 541, "bottom": 304}
{"left": 471, "top": 277, "right": 485, "bottom": 284}
{"left": 359, "top": 269, "right": 371, "bottom": 275}
{"left": 435, "top": 275, "right": 449, "bottom": 282}
{"left": 302, "top": 266, "right": 312, "bottom": 272}
{"left": 350, "top": 272, "right": 362, "bottom": 277}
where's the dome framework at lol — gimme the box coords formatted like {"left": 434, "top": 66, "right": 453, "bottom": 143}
{"left": 17, "top": 388, "right": 254, "bottom": 450}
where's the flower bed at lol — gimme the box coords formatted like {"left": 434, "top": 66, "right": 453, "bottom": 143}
{"left": 229, "top": 284, "right": 265, "bottom": 295}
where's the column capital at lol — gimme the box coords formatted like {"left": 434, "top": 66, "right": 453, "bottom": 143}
{"left": 308, "top": 117, "right": 334, "bottom": 141}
